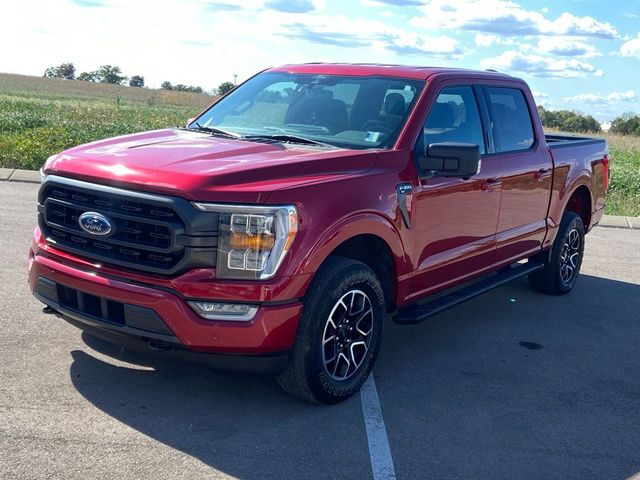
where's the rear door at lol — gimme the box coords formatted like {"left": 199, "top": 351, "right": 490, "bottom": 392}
{"left": 483, "top": 86, "right": 553, "bottom": 265}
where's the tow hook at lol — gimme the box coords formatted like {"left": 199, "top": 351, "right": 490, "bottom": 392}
{"left": 42, "top": 306, "right": 57, "bottom": 314}
{"left": 147, "top": 339, "right": 173, "bottom": 352}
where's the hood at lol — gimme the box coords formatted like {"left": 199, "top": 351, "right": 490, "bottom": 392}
{"left": 43, "top": 129, "right": 377, "bottom": 203}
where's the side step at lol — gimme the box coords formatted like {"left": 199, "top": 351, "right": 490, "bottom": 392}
{"left": 393, "top": 261, "right": 544, "bottom": 325}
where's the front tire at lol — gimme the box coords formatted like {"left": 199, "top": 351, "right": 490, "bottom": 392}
{"left": 529, "top": 211, "right": 585, "bottom": 295}
{"left": 276, "top": 257, "right": 385, "bottom": 404}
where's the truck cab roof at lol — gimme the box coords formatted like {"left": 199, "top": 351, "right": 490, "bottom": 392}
{"left": 269, "top": 63, "right": 516, "bottom": 81}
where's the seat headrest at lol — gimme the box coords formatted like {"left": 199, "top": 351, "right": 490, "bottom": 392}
{"left": 385, "top": 93, "right": 406, "bottom": 116}
{"left": 426, "top": 102, "right": 455, "bottom": 129}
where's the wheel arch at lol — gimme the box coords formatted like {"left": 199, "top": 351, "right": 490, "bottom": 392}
{"left": 296, "top": 213, "right": 409, "bottom": 312}
{"left": 563, "top": 181, "right": 593, "bottom": 229}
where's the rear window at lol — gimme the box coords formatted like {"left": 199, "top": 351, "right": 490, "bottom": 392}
{"left": 486, "top": 87, "right": 534, "bottom": 153}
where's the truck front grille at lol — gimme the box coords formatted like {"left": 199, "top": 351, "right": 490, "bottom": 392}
{"left": 38, "top": 176, "right": 219, "bottom": 275}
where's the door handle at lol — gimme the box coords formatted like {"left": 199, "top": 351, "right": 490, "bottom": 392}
{"left": 481, "top": 178, "right": 502, "bottom": 191}
{"left": 534, "top": 168, "right": 552, "bottom": 181}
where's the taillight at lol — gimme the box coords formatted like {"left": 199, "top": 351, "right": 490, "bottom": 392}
{"left": 602, "top": 154, "right": 609, "bottom": 192}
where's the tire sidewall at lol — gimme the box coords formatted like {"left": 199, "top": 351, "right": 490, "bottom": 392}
{"left": 303, "top": 263, "right": 384, "bottom": 404}
{"left": 551, "top": 214, "right": 585, "bottom": 293}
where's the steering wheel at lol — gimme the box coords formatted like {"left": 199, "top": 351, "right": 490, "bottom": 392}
{"left": 360, "top": 121, "right": 393, "bottom": 135}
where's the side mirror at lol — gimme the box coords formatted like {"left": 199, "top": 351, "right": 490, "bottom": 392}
{"left": 417, "top": 142, "right": 481, "bottom": 178}
{"left": 186, "top": 117, "right": 195, "bottom": 128}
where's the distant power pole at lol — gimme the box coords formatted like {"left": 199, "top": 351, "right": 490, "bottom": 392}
{"left": 233, "top": 74, "right": 237, "bottom": 85}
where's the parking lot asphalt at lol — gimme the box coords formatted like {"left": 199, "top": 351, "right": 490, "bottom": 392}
{"left": 1, "top": 181, "right": 639, "bottom": 480}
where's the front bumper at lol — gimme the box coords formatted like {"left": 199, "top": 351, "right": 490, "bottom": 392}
{"left": 29, "top": 232, "right": 304, "bottom": 373}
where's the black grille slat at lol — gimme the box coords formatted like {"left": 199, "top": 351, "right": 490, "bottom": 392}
{"left": 150, "top": 209, "right": 174, "bottom": 218}
{"left": 121, "top": 203, "right": 143, "bottom": 213}
{"left": 70, "top": 236, "right": 87, "bottom": 245}
{"left": 149, "top": 232, "right": 170, "bottom": 240}
{"left": 94, "top": 199, "right": 113, "bottom": 208}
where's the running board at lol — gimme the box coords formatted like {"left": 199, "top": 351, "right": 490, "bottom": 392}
{"left": 393, "top": 261, "right": 544, "bottom": 325}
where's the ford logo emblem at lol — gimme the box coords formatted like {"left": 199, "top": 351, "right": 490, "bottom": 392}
{"left": 78, "top": 212, "right": 113, "bottom": 236}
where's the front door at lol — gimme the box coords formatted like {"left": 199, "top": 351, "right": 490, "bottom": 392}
{"left": 408, "top": 85, "right": 502, "bottom": 301}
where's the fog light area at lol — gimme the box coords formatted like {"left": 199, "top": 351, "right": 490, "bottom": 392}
{"left": 188, "top": 301, "right": 258, "bottom": 321}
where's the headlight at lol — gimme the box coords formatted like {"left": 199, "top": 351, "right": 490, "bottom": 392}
{"left": 192, "top": 203, "right": 298, "bottom": 280}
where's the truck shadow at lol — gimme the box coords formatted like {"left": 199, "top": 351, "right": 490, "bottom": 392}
{"left": 70, "top": 336, "right": 371, "bottom": 480}
{"left": 70, "top": 273, "right": 640, "bottom": 479}
{"left": 377, "top": 273, "right": 640, "bottom": 479}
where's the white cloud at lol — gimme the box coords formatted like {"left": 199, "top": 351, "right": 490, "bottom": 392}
{"left": 549, "top": 12, "right": 617, "bottom": 38}
{"left": 531, "top": 90, "right": 550, "bottom": 106}
{"left": 474, "top": 34, "right": 514, "bottom": 48}
{"left": 411, "top": 0, "right": 618, "bottom": 38}
{"left": 277, "top": 15, "right": 466, "bottom": 58}
{"left": 535, "top": 38, "right": 601, "bottom": 58}
{"left": 620, "top": 33, "right": 640, "bottom": 59}
{"left": 382, "top": 31, "right": 464, "bottom": 57}
{"left": 481, "top": 50, "right": 604, "bottom": 78}
{"left": 563, "top": 90, "right": 636, "bottom": 103}
{"left": 362, "top": 0, "right": 425, "bottom": 6}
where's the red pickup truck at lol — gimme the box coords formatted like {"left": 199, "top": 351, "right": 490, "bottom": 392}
{"left": 30, "top": 64, "right": 608, "bottom": 403}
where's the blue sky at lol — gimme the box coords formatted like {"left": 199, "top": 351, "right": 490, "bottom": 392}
{"left": 2, "top": 0, "right": 640, "bottom": 121}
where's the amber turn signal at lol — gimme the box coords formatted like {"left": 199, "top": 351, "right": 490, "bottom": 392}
{"left": 229, "top": 232, "right": 275, "bottom": 250}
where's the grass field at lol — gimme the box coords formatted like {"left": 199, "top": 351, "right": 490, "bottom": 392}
{"left": 597, "top": 132, "right": 640, "bottom": 217}
{"left": 0, "top": 73, "right": 213, "bottom": 170}
{"left": 0, "top": 73, "right": 637, "bottom": 216}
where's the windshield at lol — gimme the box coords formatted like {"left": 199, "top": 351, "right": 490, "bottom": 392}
{"left": 189, "top": 72, "right": 425, "bottom": 149}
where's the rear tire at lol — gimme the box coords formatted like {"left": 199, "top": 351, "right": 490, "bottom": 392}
{"left": 529, "top": 211, "right": 585, "bottom": 295}
{"left": 276, "top": 257, "right": 385, "bottom": 404}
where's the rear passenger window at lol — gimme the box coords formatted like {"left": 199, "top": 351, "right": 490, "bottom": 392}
{"left": 422, "top": 86, "right": 485, "bottom": 154}
{"left": 486, "top": 87, "right": 534, "bottom": 153}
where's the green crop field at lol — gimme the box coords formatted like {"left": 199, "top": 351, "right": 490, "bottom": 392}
{"left": 0, "top": 73, "right": 213, "bottom": 171}
{"left": 0, "top": 73, "right": 637, "bottom": 216}
{"left": 599, "top": 132, "right": 640, "bottom": 217}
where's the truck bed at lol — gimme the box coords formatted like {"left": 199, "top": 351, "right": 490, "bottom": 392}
{"left": 545, "top": 133, "right": 605, "bottom": 150}
{"left": 545, "top": 132, "right": 608, "bottom": 229}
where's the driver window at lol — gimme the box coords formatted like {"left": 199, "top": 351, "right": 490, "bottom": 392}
{"left": 423, "top": 86, "right": 485, "bottom": 154}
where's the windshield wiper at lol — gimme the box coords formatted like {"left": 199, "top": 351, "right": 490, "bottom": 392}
{"left": 184, "top": 123, "right": 241, "bottom": 139}
{"left": 243, "top": 134, "right": 334, "bottom": 148}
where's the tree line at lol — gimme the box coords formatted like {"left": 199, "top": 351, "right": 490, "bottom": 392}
{"left": 43, "top": 62, "right": 235, "bottom": 95}
{"left": 537, "top": 106, "right": 640, "bottom": 136}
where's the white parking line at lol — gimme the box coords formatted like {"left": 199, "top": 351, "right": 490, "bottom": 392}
{"left": 360, "top": 374, "right": 396, "bottom": 480}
